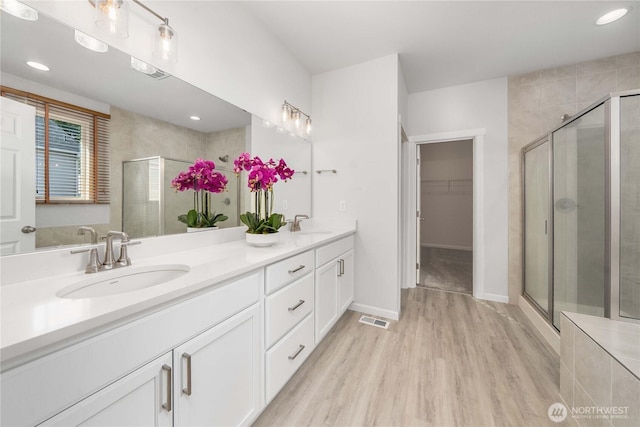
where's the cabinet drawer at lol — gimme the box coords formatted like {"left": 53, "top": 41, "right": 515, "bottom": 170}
{"left": 265, "top": 314, "right": 314, "bottom": 404}
{"left": 265, "top": 250, "right": 314, "bottom": 294}
{"left": 315, "top": 235, "right": 354, "bottom": 267}
{"left": 265, "top": 274, "right": 314, "bottom": 349}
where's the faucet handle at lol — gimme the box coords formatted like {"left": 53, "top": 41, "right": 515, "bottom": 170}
{"left": 71, "top": 247, "right": 102, "bottom": 274}
{"left": 116, "top": 240, "right": 141, "bottom": 266}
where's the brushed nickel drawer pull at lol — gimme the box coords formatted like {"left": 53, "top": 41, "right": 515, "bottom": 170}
{"left": 288, "top": 344, "right": 305, "bottom": 360}
{"left": 182, "top": 353, "right": 192, "bottom": 396}
{"left": 288, "top": 265, "right": 305, "bottom": 274}
{"left": 161, "top": 364, "right": 172, "bottom": 412}
{"left": 337, "top": 260, "right": 342, "bottom": 277}
{"left": 288, "top": 299, "right": 305, "bottom": 312}
{"left": 340, "top": 259, "right": 345, "bottom": 276}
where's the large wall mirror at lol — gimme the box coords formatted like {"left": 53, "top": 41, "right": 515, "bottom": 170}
{"left": 1, "top": 7, "right": 311, "bottom": 256}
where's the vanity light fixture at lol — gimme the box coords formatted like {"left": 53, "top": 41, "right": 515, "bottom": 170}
{"left": 91, "top": 0, "right": 177, "bottom": 63}
{"left": 74, "top": 29, "right": 109, "bottom": 53}
{"left": 596, "top": 8, "right": 629, "bottom": 25}
{"left": 130, "top": 56, "right": 157, "bottom": 75}
{"left": 189, "top": 115, "right": 201, "bottom": 121}
{"left": 281, "top": 100, "right": 312, "bottom": 137}
{"left": 26, "top": 61, "right": 49, "bottom": 71}
{"left": 1, "top": 0, "right": 38, "bottom": 21}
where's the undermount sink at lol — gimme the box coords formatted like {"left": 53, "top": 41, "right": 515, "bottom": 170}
{"left": 57, "top": 264, "right": 191, "bottom": 299}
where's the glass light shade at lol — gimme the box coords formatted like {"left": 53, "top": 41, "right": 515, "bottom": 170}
{"left": 154, "top": 22, "right": 177, "bottom": 63}
{"left": 305, "top": 117, "right": 312, "bottom": 136}
{"left": 1, "top": 0, "right": 38, "bottom": 21}
{"left": 74, "top": 30, "right": 109, "bottom": 53}
{"left": 292, "top": 110, "right": 301, "bottom": 129}
{"left": 281, "top": 104, "right": 290, "bottom": 123}
{"left": 130, "top": 56, "right": 157, "bottom": 75}
{"left": 94, "top": 0, "right": 129, "bottom": 38}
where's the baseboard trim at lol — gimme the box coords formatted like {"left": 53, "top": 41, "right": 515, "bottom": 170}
{"left": 421, "top": 243, "right": 472, "bottom": 251}
{"left": 518, "top": 295, "right": 560, "bottom": 354}
{"left": 480, "top": 292, "right": 509, "bottom": 304}
{"left": 349, "top": 303, "right": 400, "bottom": 321}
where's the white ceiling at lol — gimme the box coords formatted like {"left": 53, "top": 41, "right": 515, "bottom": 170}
{"left": 241, "top": 1, "right": 640, "bottom": 93}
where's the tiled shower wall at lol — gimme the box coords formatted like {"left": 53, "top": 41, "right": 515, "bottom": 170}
{"left": 507, "top": 51, "right": 640, "bottom": 303}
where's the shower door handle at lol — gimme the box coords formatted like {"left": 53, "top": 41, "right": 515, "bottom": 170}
{"left": 544, "top": 220, "right": 548, "bottom": 235}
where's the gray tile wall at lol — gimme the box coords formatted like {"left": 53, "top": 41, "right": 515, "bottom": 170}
{"left": 508, "top": 52, "right": 640, "bottom": 303}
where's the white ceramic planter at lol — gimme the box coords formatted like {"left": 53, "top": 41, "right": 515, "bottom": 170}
{"left": 187, "top": 226, "right": 218, "bottom": 233}
{"left": 245, "top": 232, "right": 279, "bottom": 247}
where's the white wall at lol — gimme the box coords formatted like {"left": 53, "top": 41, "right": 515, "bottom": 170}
{"left": 420, "top": 140, "right": 473, "bottom": 250}
{"left": 408, "top": 78, "right": 509, "bottom": 301}
{"left": 312, "top": 54, "right": 401, "bottom": 320}
{"left": 24, "top": 1, "right": 311, "bottom": 124}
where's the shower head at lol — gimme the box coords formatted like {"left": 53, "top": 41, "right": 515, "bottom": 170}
{"left": 218, "top": 155, "right": 229, "bottom": 163}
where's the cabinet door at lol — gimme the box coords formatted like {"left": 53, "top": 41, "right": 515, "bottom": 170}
{"left": 315, "top": 259, "right": 339, "bottom": 343}
{"left": 40, "top": 353, "right": 173, "bottom": 427}
{"left": 174, "top": 303, "right": 262, "bottom": 427}
{"left": 338, "top": 250, "right": 354, "bottom": 314}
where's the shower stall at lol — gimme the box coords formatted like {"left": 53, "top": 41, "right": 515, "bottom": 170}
{"left": 122, "top": 157, "right": 239, "bottom": 239}
{"left": 522, "top": 90, "right": 640, "bottom": 330}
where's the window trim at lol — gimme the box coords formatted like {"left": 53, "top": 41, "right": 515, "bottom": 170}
{"left": 1, "top": 85, "right": 110, "bottom": 204}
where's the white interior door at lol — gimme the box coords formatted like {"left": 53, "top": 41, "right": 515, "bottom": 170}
{"left": 1, "top": 97, "right": 36, "bottom": 255}
{"left": 416, "top": 145, "right": 421, "bottom": 283}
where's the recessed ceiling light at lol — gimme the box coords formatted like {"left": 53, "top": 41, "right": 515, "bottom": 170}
{"left": 74, "top": 30, "right": 109, "bottom": 53}
{"left": 26, "top": 61, "right": 49, "bottom": 71}
{"left": 130, "top": 57, "right": 157, "bottom": 75}
{"left": 1, "top": 0, "right": 38, "bottom": 21}
{"left": 596, "top": 8, "right": 629, "bottom": 25}
{"left": 189, "top": 116, "right": 201, "bottom": 121}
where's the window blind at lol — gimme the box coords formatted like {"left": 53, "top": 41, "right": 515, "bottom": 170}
{"left": 1, "top": 86, "right": 111, "bottom": 204}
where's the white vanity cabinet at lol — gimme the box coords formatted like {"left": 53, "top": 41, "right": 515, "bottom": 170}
{"left": 264, "top": 250, "right": 316, "bottom": 404}
{"left": 315, "top": 236, "right": 355, "bottom": 344}
{"left": 1, "top": 272, "right": 262, "bottom": 427}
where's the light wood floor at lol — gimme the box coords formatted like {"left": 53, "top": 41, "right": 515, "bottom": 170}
{"left": 419, "top": 247, "right": 473, "bottom": 294}
{"left": 254, "top": 288, "right": 572, "bottom": 427}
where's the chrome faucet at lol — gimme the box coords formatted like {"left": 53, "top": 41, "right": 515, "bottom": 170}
{"left": 103, "top": 231, "right": 131, "bottom": 270}
{"left": 291, "top": 215, "right": 309, "bottom": 232}
{"left": 71, "top": 229, "right": 140, "bottom": 274}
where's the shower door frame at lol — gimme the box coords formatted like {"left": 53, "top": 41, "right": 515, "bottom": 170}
{"left": 521, "top": 135, "right": 554, "bottom": 320}
{"left": 521, "top": 89, "right": 640, "bottom": 330}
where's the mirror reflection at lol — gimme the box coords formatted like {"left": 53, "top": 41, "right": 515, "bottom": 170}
{"left": 1, "top": 8, "right": 252, "bottom": 254}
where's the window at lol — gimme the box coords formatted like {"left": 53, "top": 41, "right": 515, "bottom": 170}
{"left": 1, "top": 86, "right": 110, "bottom": 203}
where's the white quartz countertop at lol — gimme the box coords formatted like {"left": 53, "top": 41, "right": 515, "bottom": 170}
{"left": 1, "top": 225, "right": 355, "bottom": 368}
{"left": 563, "top": 312, "right": 640, "bottom": 379}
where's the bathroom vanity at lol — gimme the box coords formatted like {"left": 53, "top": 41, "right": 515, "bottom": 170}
{"left": 0, "top": 225, "right": 355, "bottom": 426}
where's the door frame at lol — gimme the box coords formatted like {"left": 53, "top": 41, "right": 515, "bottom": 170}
{"left": 404, "top": 129, "right": 485, "bottom": 301}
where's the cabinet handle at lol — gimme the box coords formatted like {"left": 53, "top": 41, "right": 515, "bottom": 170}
{"left": 340, "top": 259, "right": 345, "bottom": 276}
{"left": 182, "top": 353, "right": 192, "bottom": 396}
{"left": 288, "top": 344, "right": 306, "bottom": 360}
{"left": 288, "top": 265, "right": 305, "bottom": 274}
{"left": 288, "top": 299, "right": 305, "bottom": 312}
{"left": 337, "top": 260, "right": 342, "bottom": 277}
{"left": 162, "top": 364, "right": 172, "bottom": 412}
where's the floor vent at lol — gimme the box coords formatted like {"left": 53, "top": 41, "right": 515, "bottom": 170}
{"left": 358, "top": 316, "right": 389, "bottom": 329}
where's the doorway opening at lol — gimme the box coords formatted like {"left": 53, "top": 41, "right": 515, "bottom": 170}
{"left": 417, "top": 139, "right": 473, "bottom": 295}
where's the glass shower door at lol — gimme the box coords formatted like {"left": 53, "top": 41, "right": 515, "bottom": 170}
{"left": 552, "top": 104, "right": 606, "bottom": 329}
{"left": 523, "top": 139, "right": 550, "bottom": 314}
{"left": 619, "top": 94, "right": 640, "bottom": 320}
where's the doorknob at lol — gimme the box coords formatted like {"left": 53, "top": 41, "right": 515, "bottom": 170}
{"left": 21, "top": 226, "right": 36, "bottom": 233}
